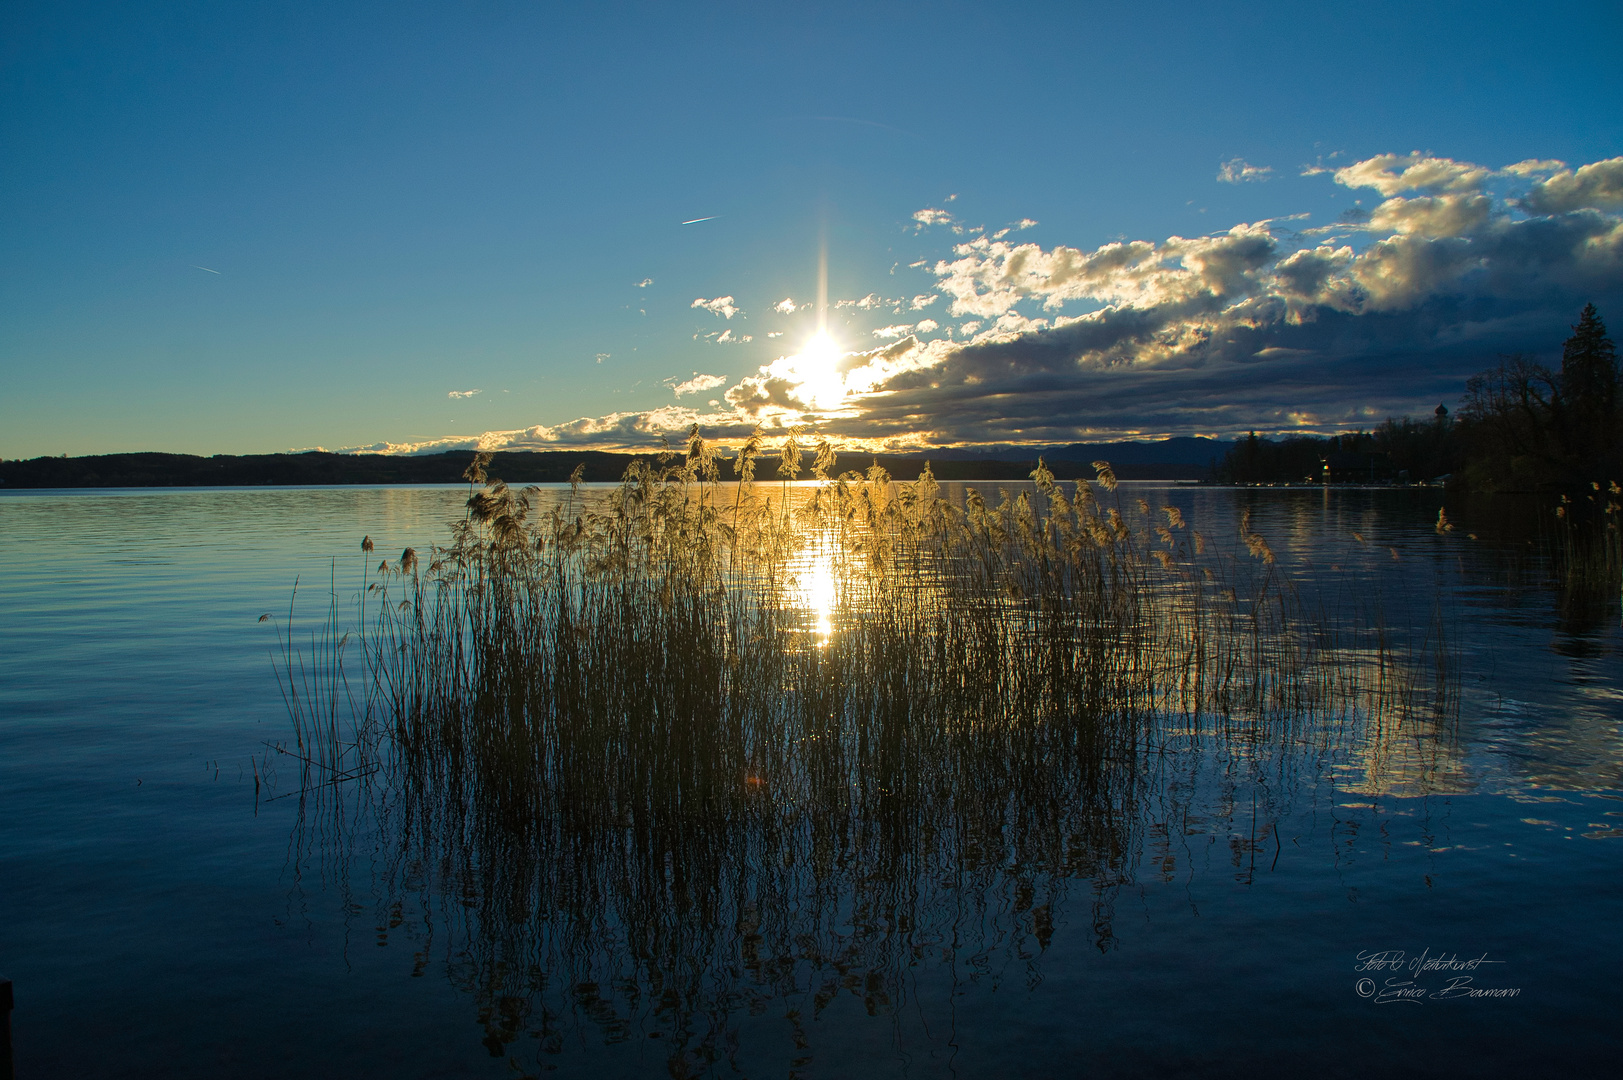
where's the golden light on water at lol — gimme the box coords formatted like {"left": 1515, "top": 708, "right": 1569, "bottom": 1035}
{"left": 791, "top": 543, "right": 838, "bottom": 646}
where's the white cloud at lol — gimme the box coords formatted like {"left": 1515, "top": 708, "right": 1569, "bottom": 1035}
{"left": 696, "top": 329, "right": 752, "bottom": 344}
{"left": 913, "top": 208, "right": 955, "bottom": 228}
{"left": 635, "top": 278, "right": 653, "bottom": 288}
{"left": 1504, "top": 159, "right": 1566, "bottom": 178}
{"left": 692, "top": 295, "right": 741, "bottom": 319}
{"left": 448, "top": 389, "right": 480, "bottom": 399}
{"left": 1016, "top": 218, "right": 1038, "bottom": 230}
{"left": 932, "top": 223, "right": 1275, "bottom": 319}
{"left": 1218, "top": 158, "right": 1273, "bottom": 183}
{"left": 672, "top": 372, "right": 727, "bottom": 397}
{"left": 767, "top": 331, "right": 784, "bottom": 338}
{"left": 774, "top": 297, "right": 798, "bottom": 313}
{"left": 1333, "top": 153, "right": 1492, "bottom": 196}
{"left": 1366, "top": 194, "right": 1492, "bottom": 237}
{"left": 835, "top": 293, "right": 886, "bottom": 310}
{"left": 1523, "top": 157, "right": 1623, "bottom": 213}
{"left": 873, "top": 323, "right": 916, "bottom": 339}
{"left": 910, "top": 293, "right": 939, "bottom": 310}
{"left": 595, "top": 353, "right": 610, "bottom": 364}
{"left": 345, "top": 405, "right": 757, "bottom": 456}
{"left": 968, "top": 310, "right": 1050, "bottom": 344}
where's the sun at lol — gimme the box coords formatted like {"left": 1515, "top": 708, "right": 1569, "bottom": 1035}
{"left": 795, "top": 332, "right": 845, "bottom": 411}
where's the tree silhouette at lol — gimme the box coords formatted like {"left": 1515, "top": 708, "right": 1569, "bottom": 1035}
{"left": 1560, "top": 303, "right": 1619, "bottom": 465}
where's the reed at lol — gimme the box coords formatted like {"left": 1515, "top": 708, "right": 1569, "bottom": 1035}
{"left": 273, "top": 432, "right": 1458, "bottom": 1072}
{"left": 263, "top": 565, "right": 379, "bottom": 792}
{"left": 1549, "top": 482, "right": 1623, "bottom": 607}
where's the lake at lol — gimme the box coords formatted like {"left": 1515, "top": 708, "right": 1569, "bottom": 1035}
{"left": 1, "top": 481, "right": 1619, "bottom": 1078}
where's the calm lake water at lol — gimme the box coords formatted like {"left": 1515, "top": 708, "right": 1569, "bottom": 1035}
{"left": 1, "top": 482, "right": 1619, "bottom": 1078}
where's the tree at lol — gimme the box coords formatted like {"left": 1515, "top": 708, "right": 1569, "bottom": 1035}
{"left": 1458, "top": 354, "right": 1562, "bottom": 489}
{"left": 1559, "top": 303, "right": 1619, "bottom": 465}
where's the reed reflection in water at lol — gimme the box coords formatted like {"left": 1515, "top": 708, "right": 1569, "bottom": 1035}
{"left": 272, "top": 439, "right": 1459, "bottom": 1075}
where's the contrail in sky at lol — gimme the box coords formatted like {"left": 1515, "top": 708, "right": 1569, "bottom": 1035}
{"left": 680, "top": 216, "right": 719, "bottom": 225}
{"left": 194, "top": 266, "right": 221, "bottom": 274}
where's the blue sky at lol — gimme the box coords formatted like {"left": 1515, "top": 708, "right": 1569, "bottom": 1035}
{"left": 2, "top": 0, "right": 1620, "bottom": 456}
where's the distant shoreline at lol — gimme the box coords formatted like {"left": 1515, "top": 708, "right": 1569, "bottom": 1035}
{"left": 0, "top": 449, "right": 1224, "bottom": 489}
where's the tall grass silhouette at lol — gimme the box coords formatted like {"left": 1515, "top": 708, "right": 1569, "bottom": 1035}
{"left": 272, "top": 429, "right": 1458, "bottom": 1073}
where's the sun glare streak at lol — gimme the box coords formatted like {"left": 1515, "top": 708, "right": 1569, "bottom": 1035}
{"left": 817, "top": 220, "right": 828, "bottom": 335}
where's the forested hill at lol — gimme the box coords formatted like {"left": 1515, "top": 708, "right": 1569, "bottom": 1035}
{"left": 0, "top": 449, "right": 1214, "bottom": 489}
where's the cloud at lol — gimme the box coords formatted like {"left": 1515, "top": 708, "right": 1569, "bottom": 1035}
{"left": 1504, "top": 159, "right": 1566, "bottom": 178}
{"left": 692, "top": 295, "right": 741, "bottom": 319}
{"left": 1218, "top": 158, "right": 1273, "bottom": 183}
{"left": 1271, "top": 245, "right": 1355, "bottom": 300}
{"left": 1333, "top": 152, "right": 1492, "bottom": 196}
{"left": 931, "top": 224, "right": 1274, "bottom": 319}
{"left": 360, "top": 152, "right": 1623, "bottom": 453}
{"left": 835, "top": 293, "right": 886, "bottom": 309}
{"left": 913, "top": 208, "right": 955, "bottom": 228}
{"left": 910, "top": 293, "right": 939, "bottom": 310}
{"left": 595, "top": 353, "right": 610, "bottom": 364}
{"left": 696, "top": 329, "right": 752, "bottom": 344}
{"left": 448, "top": 389, "right": 480, "bottom": 399}
{"left": 1522, "top": 157, "right": 1623, "bottom": 213}
{"left": 815, "top": 156, "right": 1619, "bottom": 444}
{"left": 347, "top": 405, "right": 767, "bottom": 456}
{"left": 635, "top": 278, "right": 653, "bottom": 288}
{"left": 873, "top": 320, "right": 941, "bottom": 340}
{"left": 832, "top": 153, "right": 1620, "bottom": 443}
{"left": 774, "top": 298, "right": 798, "bottom": 313}
{"left": 1366, "top": 194, "right": 1492, "bottom": 237}
{"left": 671, "top": 372, "right": 727, "bottom": 397}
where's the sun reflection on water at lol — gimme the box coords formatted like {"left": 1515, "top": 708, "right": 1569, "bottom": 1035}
{"left": 791, "top": 541, "right": 838, "bottom": 645}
